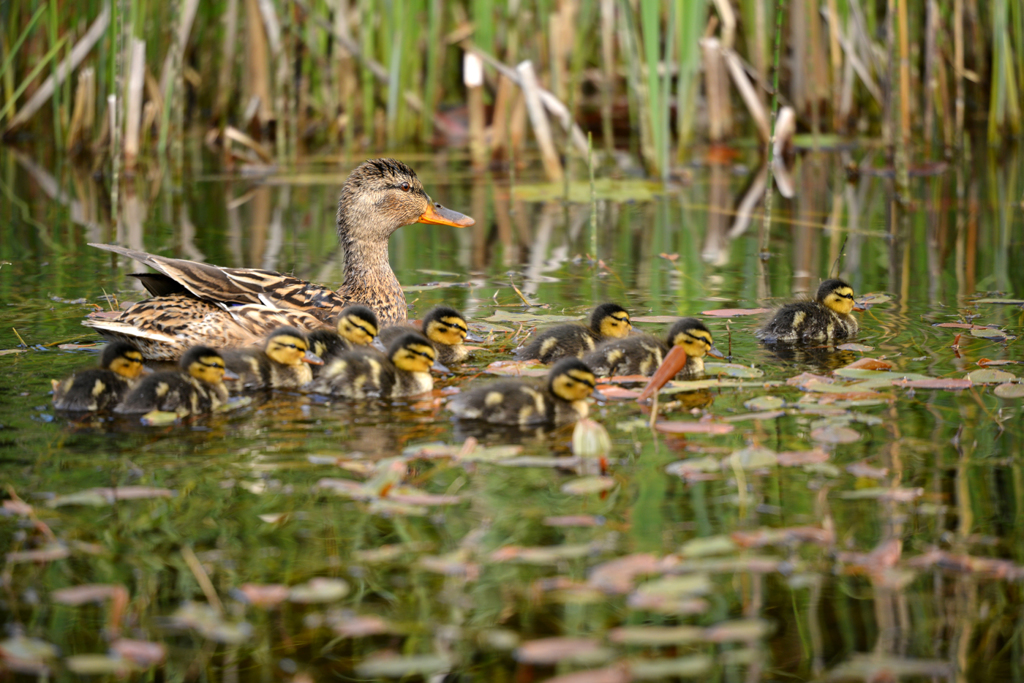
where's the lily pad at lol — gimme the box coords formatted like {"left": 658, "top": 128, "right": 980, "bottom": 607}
{"left": 704, "top": 362, "right": 764, "bottom": 378}
{"left": 561, "top": 476, "right": 617, "bottom": 495}
{"left": 811, "top": 425, "right": 861, "bottom": 444}
{"left": 994, "top": 383, "right": 1024, "bottom": 398}
{"left": 970, "top": 327, "right": 1015, "bottom": 341}
{"left": 974, "top": 298, "right": 1024, "bottom": 304}
{"left": 609, "top": 625, "right": 703, "bottom": 645}
{"left": 728, "top": 446, "right": 779, "bottom": 468}
{"left": 65, "top": 654, "right": 136, "bottom": 676}
{"left": 680, "top": 535, "right": 738, "bottom": 557}
{"left": 654, "top": 421, "right": 734, "bottom": 435}
{"left": 485, "top": 310, "right": 580, "bottom": 324}
{"left": 966, "top": 369, "right": 1017, "bottom": 384}
{"left": 743, "top": 395, "right": 785, "bottom": 411}
{"left": 515, "top": 636, "right": 612, "bottom": 665}
{"left": 355, "top": 653, "right": 452, "bottom": 678}
{"left": 288, "top": 577, "right": 350, "bottom": 603}
{"left": 837, "top": 343, "right": 874, "bottom": 352}
{"left": 701, "top": 308, "right": 771, "bottom": 317}
{"left": 629, "top": 655, "right": 713, "bottom": 679}
{"left": 893, "top": 378, "right": 972, "bottom": 390}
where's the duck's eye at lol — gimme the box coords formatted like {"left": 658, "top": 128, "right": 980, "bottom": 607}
{"left": 400, "top": 182, "right": 411, "bottom": 192}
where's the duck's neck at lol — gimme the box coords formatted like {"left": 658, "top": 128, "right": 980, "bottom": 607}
{"left": 338, "top": 237, "right": 406, "bottom": 324}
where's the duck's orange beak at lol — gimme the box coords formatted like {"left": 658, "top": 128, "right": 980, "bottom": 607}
{"left": 418, "top": 202, "right": 475, "bottom": 228}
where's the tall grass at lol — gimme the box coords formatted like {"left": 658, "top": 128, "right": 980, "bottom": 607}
{"left": 0, "top": 0, "right": 1020, "bottom": 176}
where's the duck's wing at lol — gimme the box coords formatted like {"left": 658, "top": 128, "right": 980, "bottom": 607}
{"left": 90, "top": 243, "right": 348, "bottom": 320}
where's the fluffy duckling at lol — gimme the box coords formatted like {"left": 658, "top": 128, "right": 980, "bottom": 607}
{"left": 378, "top": 305, "right": 470, "bottom": 365}
{"left": 307, "top": 306, "right": 380, "bottom": 367}
{"left": 115, "top": 346, "right": 234, "bottom": 416}
{"left": 307, "top": 332, "right": 436, "bottom": 399}
{"left": 757, "top": 278, "right": 859, "bottom": 343}
{"left": 51, "top": 342, "right": 149, "bottom": 411}
{"left": 583, "top": 317, "right": 721, "bottom": 379}
{"left": 447, "top": 358, "right": 597, "bottom": 426}
{"left": 222, "top": 327, "right": 323, "bottom": 390}
{"left": 514, "top": 303, "right": 632, "bottom": 364}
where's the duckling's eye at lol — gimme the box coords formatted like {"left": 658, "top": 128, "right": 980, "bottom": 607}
{"left": 400, "top": 182, "right": 411, "bottom": 192}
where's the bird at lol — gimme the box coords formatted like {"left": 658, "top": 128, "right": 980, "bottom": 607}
{"left": 447, "top": 357, "right": 598, "bottom": 426}
{"left": 115, "top": 346, "right": 235, "bottom": 416}
{"left": 756, "top": 278, "right": 859, "bottom": 343}
{"left": 582, "top": 317, "right": 722, "bottom": 380}
{"left": 306, "top": 305, "right": 380, "bottom": 368}
{"left": 377, "top": 305, "right": 470, "bottom": 366}
{"left": 51, "top": 341, "right": 149, "bottom": 411}
{"left": 306, "top": 332, "right": 437, "bottom": 399}
{"left": 513, "top": 303, "right": 632, "bottom": 364}
{"left": 221, "top": 327, "right": 323, "bottom": 390}
{"left": 82, "top": 158, "right": 475, "bottom": 360}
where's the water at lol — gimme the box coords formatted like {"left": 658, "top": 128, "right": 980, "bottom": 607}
{"left": 0, "top": 143, "right": 1023, "bottom": 681}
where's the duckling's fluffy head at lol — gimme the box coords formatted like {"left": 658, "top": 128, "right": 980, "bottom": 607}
{"left": 389, "top": 332, "right": 437, "bottom": 373}
{"left": 816, "top": 278, "right": 856, "bottom": 315}
{"left": 100, "top": 341, "right": 146, "bottom": 379}
{"left": 337, "top": 159, "right": 474, "bottom": 242}
{"left": 264, "top": 327, "right": 317, "bottom": 366}
{"left": 590, "top": 303, "right": 632, "bottom": 339}
{"left": 181, "top": 346, "right": 228, "bottom": 384}
{"left": 336, "top": 305, "right": 379, "bottom": 346}
{"left": 667, "top": 318, "right": 722, "bottom": 359}
{"left": 423, "top": 306, "right": 468, "bottom": 347}
{"left": 548, "top": 358, "right": 597, "bottom": 402}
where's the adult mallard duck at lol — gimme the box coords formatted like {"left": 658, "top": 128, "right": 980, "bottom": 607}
{"left": 115, "top": 346, "right": 236, "bottom": 416}
{"left": 583, "top": 317, "right": 722, "bottom": 379}
{"left": 51, "top": 341, "right": 149, "bottom": 411}
{"left": 377, "top": 305, "right": 470, "bottom": 366}
{"left": 222, "top": 327, "right": 323, "bottom": 390}
{"left": 756, "top": 278, "right": 859, "bottom": 343}
{"left": 307, "top": 332, "right": 437, "bottom": 399}
{"left": 513, "top": 303, "right": 632, "bottom": 364}
{"left": 83, "top": 159, "right": 475, "bottom": 360}
{"left": 447, "top": 357, "right": 597, "bottom": 426}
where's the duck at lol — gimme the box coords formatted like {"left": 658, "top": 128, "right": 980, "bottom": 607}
{"left": 115, "top": 346, "right": 235, "bottom": 416}
{"left": 756, "top": 278, "right": 859, "bottom": 343}
{"left": 447, "top": 357, "right": 597, "bottom": 426}
{"left": 222, "top": 327, "right": 323, "bottom": 390}
{"left": 306, "top": 306, "right": 380, "bottom": 368}
{"left": 582, "top": 317, "right": 722, "bottom": 379}
{"left": 306, "top": 332, "right": 437, "bottom": 399}
{"left": 377, "top": 305, "right": 470, "bottom": 366}
{"left": 513, "top": 303, "right": 632, "bottom": 364}
{"left": 82, "top": 159, "right": 475, "bottom": 360}
{"left": 51, "top": 341, "right": 149, "bottom": 411}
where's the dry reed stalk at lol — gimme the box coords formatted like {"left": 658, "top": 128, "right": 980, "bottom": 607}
{"left": 923, "top": 0, "right": 937, "bottom": 146}
{"left": 67, "top": 67, "right": 95, "bottom": 154}
{"left": 825, "top": 0, "right": 842, "bottom": 130}
{"left": 723, "top": 48, "right": 769, "bottom": 142}
{"left": 122, "top": 38, "right": 145, "bottom": 171}
{"left": 213, "top": 0, "right": 239, "bottom": 121}
{"left": 807, "top": 0, "right": 828, "bottom": 137}
{"left": 4, "top": 4, "right": 110, "bottom": 133}
{"left": 822, "top": 8, "right": 882, "bottom": 105}
{"left": 935, "top": 41, "right": 954, "bottom": 148}
{"left": 517, "top": 60, "right": 563, "bottom": 183}
{"left": 244, "top": 0, "right": 273, "bottom": 128}
{"left": 954, "top": 0, "right": 963, "bottom": 146}
{"left": 599, "top": 0, "right": 615, "bottom": 152}
{"left": 897, "top": 0, "right": 911, "bottom": 149}
{"left": 700, "top": 37, "right": 730, "bottom": 142}
{"left": 508, "top": 91, "right": 527, "bottom": 165}
{"left": 790, "top": 0, "right": 806, "bottom": 113}
{"left": 465, "top": 53, "right": 487, "bottom": 169}
{"left": 158, "top": 0, "right": 199, "bottom": 98}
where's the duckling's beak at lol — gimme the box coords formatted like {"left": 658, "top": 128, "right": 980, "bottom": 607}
{"left": 465, "top": 331, "right": 486, "bottom": 343}
{"left": 707, "top": 344, "right": 725, "bottom": 359}
{"left": 302, "top": 350, "right": 324, "bottom": 365}
{"left": 852, "top": 302, "right": 868, "bottom": 312}
{"left": 140, "top": 364, "right": 155, "bottom": 375}
{"left": 431, "top": 358, "right": 451, "bottom": 374}
{"left": 591, "top": 387, "right": 608, "bottom": 401}
{"left": 223, "top": 368, "right": 240, "bottom": 381}
{"left": 636, "top": 345, "right": 689, "bottom": 403}
{"left": 418, "top": 202, "right": 475, "bottom": 228}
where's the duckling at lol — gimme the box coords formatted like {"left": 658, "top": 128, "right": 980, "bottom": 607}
{"left": 307, "top": 332, "right": 436, "bottom": 399}
{"left": 757, "top": 278, "right": 859, "bottom": 343}
{"left": 378, "top": 305, "right": 470, "bottom": 365}
{"left": 514, "top": 303, "right": 632, "bottom": 364}
{"left": 583, "top": 317, "right": 722, "bottom": 379}
{"left": 115, "top": 346, "right": 234, "bottom": 416}
{"left": 51, "top": 342, "right": 149, "bottom": 411}
{"left": 306, "top": 306, "right": 380, "bottom": 368}
{"left": 447, "top": 358, "right": 597, "bottom": 426}
{"left": 222, "top": 326, "right": 323, "bottom": 390}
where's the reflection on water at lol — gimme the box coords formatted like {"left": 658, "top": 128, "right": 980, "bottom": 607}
{"left": 0, "top": 142, "right": 1023, "bottom": 680}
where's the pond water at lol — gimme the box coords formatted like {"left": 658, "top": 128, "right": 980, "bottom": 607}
{"left": 0, "top": 142, "right": 1023, "bottom": 681}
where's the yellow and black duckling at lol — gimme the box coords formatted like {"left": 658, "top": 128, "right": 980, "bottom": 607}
{"left": 756, "top": 278, "right": 859, "bottom": 343}
{"left": 222, "top": 327, "right": 323, "bottom": 390}
{"left": 115, "top": 346, "right": 235, "bottom": 416}
{"left": 306, "top": 306, "right": 380, "bottom": 371}
{"left": 447, "top": 358, "right": 597, "bottom": 426}
{"left": 83, "top": 159, "right": 475, "bottom": 359}
{"left": 307, "top": 332, "right": 437, "bottom": 399}
{"left": 377, "top": 305, "right": 470, "bottom": 366}
{"left": 51, "top": 341, "right": 149, "bottom": 411}
{"left": 513, "top": 303, "right": 632, "bottom": 364}
{"left": 582, "top": 317, "right": 722, "bottom": 379}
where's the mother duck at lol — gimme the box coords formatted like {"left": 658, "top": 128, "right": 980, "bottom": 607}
{"left": 83, "top": 159, "right": 474, "bottom": 359}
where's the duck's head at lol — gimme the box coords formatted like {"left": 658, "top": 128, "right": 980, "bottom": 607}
{"left": 548, "top": 358, "right": 598, "bottom": 402}
{"left": 667, "top": 318, "right": 723, "bottom": 359}
{"left": 388, "top": 332, "right": 437, "bottom": 374}
{"left": 264, "top": 327, "right": 323, "bottom": 367}
{"left": 181, "top": 346, "right": 235, "bottom": 385}
{"left": 100, "top": 341, "right": 148, "bottom": 380}
{"left": 817, "top": 278, "right": 856, "bottom": 315}
{"left": 422, "top": 306, "right": 468, "bottom": 347}
{"left": 335, "top": 305, "right": 379, "bottom": 346}
{"left": 337, "top": 159, "right": 475, "bottom": 242}
{"left": 590, "top": 303, "right": 632, "bottom": 339}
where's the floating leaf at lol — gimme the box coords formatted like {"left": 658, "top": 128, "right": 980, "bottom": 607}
{"left": 839, "top": 487, "right": 924, "bottom": 502}
{"left": 635, "top": 574, "right": 712, "bottom": 599}
{"left": 483, "top": 360, "right": 548, "bottom": 377}
{"left": 731, "top": 526, "right": 833, "bottom": 548}
{"left": 110, "top": 639, "right": 166, "bottom": 667}
{"left": 704, "top": 363, "right": 764, "bottom": 378}
{"left": 777, "top": 449, "right": 829, "bottom": 466}
{"left": 810, "top": 425, "right": 861, "bottom": 444}
{"left": 288, "top": 577, "right": 350, "bottom": 604}
{"left": 588, "top": 554, "right": 663, "bottom": 594}
{"left": 485, "top": 310, "right": 580, "bottom": 324}
{"left": 856, "top": 293, "right": 893, "bottom": 306}
{"left": 840, "top": 357, "right": 893, "bottom": 371}
{"left": 629, "top": 655, "right": 713, "bottom": 679}
{"left": 47, "top": 486, "right": 175, "bottom": 507}
{"left": 52, "top": 583, "right": 126, "bottom": 605}
{"left": 237, "top": 583, "right": 290, "bottom": 608}
{"left": 64, "top": 654, "right": 136, "bottom": 676}
{"left": 543, "top": 664, "right": 629, "bottom": 683}
{"left": 561, "top": 476, "right": 617, "bottom": 495}
{"left": 722, "top": 410, "right": 785, "bottom": 422}
{"left": 170, "top": 603, "right": 252, "bottom": 644}
{"left": 892, "top": 378, "right": 972, "bottom": 390}
{"left": 743, "top": 395, "right": 785, "bottom": 411}
{"left": 331, "top": 614, "right": 392, "bottom": 638}
{"left": 837, "top": 343, "right": 874, "bottom": 352}
{"left": 654, "top": 422, "right": 734, "bottom": 435}
{"left": 355, "top": 653, "right": 452, "bottom": 678}
{"left": 970, "top": 327, "right": 1015, "bottom": 341}
{"left": 6, "top": 544, "right": 70, "bottom": 563}
{"left": 0, "top": 635, "right": 58, "bottom": 673}
{"left": 994, "top": 383, "right": 1024, "bottom": 398}
{"left": 665, "top": 456, "right": 721, "bottom": 477}
{"left": 700, "top": 308, "right": 771, "bottom": 317}
{"left": 704, "top": 618, "right": 772, "bottom": 642}
{"left": 974, "top": 298, "right": 1024, "bottom": 305}
{"left": 598, "top": 386, "right": 643, "bottom": 399}
{"left": 515, "top": 637, "right": 611, "bottom": 665}
{"left": 679, "top": 535, "right": 737, "bottom": 557}
{"left": 847, "top": 462, "right": 889, "bottom": 479}
{"left": 966, "top": 369, "right": 1017, "bottom": 384}
{"left": 609, "top": 625, "right": 703, "bottom": 645}
{"left": 544, "top": 515, "right": 604, "bottom": 527}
